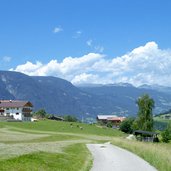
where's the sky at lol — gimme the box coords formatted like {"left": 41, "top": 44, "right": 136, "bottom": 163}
{"left": 1, "top": 0, "right": 171, "bottom": 86}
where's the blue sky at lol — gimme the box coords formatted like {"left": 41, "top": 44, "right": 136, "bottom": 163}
{"left": 1, "top": 0, "right": 171, "bottom": 86}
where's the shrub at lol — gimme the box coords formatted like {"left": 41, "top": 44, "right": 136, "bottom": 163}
{"left": 119, "top": 117, "right": 135, "bottom": 133}
{"left": 161, "top": 124, "right": 171, "bottom": 143}
{"left": 106, "top": 121, "right": 113, "bottom": 128}
{"left": 33, "top": 109, "right": 47, "bottom": 119}
{"left": 63, "top": 115, "right": 78, "bottom": 122}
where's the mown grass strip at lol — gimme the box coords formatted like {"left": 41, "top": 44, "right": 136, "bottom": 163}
{"left": 0, "top": 143, "right": 92, "bottom": 171}
{"left": 0, "top": 120, "right": 123, "bottom": 137}
{"left": 112, "top": 138, "right": 171, "bottom": 171}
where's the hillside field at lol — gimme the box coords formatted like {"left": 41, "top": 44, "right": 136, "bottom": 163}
{"left": 0, "top": 120, "right": 171, "bottom": 171}
{"left": 0, "top": 120, "right": 122, "bottom": 171}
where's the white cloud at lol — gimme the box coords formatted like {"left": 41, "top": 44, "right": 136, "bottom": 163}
{"left": 76, "top": 31, "right": 82, "bottom": 35}
{"left": 86, "top": 39, "right": 104, "bottom": 53}
{"left": 72, "top": 73, "right": 99, "bottom": 84}
{"left": 94, "top": 45, "right": 104, "bottom": 53}
{"left": 86, "top": 39, "right": 92, "bottom": 46}
{"left": 2, "top": 56, "right": 12, "bottom": 62}
{"left": 10, "top": 61, "right": 43, "bottom": 75}
{"left": 53, "top": 26, "right": 63, "bottom": 33}
{"left": 73, "top": 30, "right": 82, "bottom": 38}
{"left": 10, "top": 53, "right": 104, "bottom": 82}
{"left": 10, "top": 42, "right": 171, "bottom": 87}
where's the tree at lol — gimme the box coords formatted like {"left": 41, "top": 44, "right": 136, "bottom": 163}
{"left": 134, "top": 94, "right": 154, "bottom": 131}
{"left": 33, "top": 109, "right": 47, "bottom": 119}
{"left": 64, "top": 115, "right": 78, "bottom": 122}
{"left": 119, "top": 117, "right": 135, "bottom": 133}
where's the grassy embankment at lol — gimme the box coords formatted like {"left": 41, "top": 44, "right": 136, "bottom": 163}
{"left": 0, "top": 120, "right": 122, "bottom": 171}
{"left": 112, "top": 120, "right": 171, "bottom": 171}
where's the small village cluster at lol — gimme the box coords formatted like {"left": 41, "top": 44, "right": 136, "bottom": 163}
{"left": 0, "top": 100, "right": 127, "bottom": 125}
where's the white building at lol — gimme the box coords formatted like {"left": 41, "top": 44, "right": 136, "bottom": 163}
{"left": 0, "top": 100, "right": 33, "bottom": 121}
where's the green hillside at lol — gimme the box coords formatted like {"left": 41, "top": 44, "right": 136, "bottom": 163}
{"left": 1, "top": 120, "right": 171, "bottom": 171}
{"left": 0, "top": 120, "right": 122, "bottom": 171}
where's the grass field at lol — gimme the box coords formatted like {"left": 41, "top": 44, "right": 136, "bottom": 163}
{"left": 154, "top": 117, "right": 171, "bottom": 130}
{"left": 112, "top": 137, "right": 171, "bottom": 171}
{"left": 0, "top": 120, "right": 122, "bottom": 170}
{"left": 1, "top": 120, "right": 171, "bottom": 171}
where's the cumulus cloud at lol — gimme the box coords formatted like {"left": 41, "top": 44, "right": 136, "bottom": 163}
{"left": 10, "top": 53, "right": 104, "bottom": 82}
{"left": 10, "top": 42, "right": 171, "bottom": 86}
{"left": 53, "top": 26, "right": 63, "bottom": 33}
{"left": 72, "top": 73, "right": 99, "bottom": 84}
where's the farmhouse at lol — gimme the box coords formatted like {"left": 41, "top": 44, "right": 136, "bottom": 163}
{"left": 0, "top": 100, "right": 33, "bottom": 121}
{"left": 97, "top": 115, "right": 126, "bottom": 126}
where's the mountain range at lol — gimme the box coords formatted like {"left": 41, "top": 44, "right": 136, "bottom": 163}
{"left": 0, "top": 71, "right": 171, "bottom": 119}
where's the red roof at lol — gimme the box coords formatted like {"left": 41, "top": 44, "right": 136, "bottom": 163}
{"left": 108, "top": 117, "right": 126, "bottom": 122}
{"left": 0, "top": 100, "right": 33, "bottom": 108}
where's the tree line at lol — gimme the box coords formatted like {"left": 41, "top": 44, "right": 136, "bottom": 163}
{"left": 32, "top": 109, "right": 78, "bottom": 122}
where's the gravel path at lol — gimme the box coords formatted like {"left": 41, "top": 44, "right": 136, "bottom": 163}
{"left": 87, "top": 142, "right": 158, "bottom": 171}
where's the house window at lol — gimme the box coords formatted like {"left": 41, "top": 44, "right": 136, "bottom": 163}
{"left": 6, "top": 108, "right": 9, "bottom": 110}
{"left": 6, "top": 113, "right": 10, "bottom": 116}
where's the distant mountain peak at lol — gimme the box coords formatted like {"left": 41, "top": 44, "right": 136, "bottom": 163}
{"left": 76, "top": 82, "right": 134, "bottom": 88}
{"left": 1, "top": 70, "right": 171, "bottom": 118}
{"left": 108, "top": 83, "right": 134, "bottom": 87}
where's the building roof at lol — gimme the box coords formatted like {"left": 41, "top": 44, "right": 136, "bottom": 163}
{"left": 97, "top": 115, "right": 117, "bottom": 120}
{"left": 48, "top": 116, "right": 64, "bottom": 121}
{"left": 134, "top": 130, "right": 159, "bottom": 136}
{"left": 0, "top": 100, "right": 33, "bottom": 108}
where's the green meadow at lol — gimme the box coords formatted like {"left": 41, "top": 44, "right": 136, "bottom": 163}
{"left": 0, "top": 120, "right": 171, "bottom": 171}
{"left": 0, "top": 120, "right": 122, "bottom": 171}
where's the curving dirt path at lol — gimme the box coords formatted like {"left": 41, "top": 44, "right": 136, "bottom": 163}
{"left": 87, "top": 143, "right": 158, "bottom": 171}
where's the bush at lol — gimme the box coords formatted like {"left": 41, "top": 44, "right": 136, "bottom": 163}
{"left": 98, "top": 120, "right": 105, "bottom": 126}
{"left": 106, "top": 121, "right": 113, "bottom": 128}
{"left": 161, "top": 124, "right": 171, "bottom": 143}
{"left": 119, "top": 117, "right": 135, "bottom": 133}
{"left": 33, "top": 109, "right": 47, "bottom": 119}
{"left": 63, "top": 115, "right": 78, "bottom": 122}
